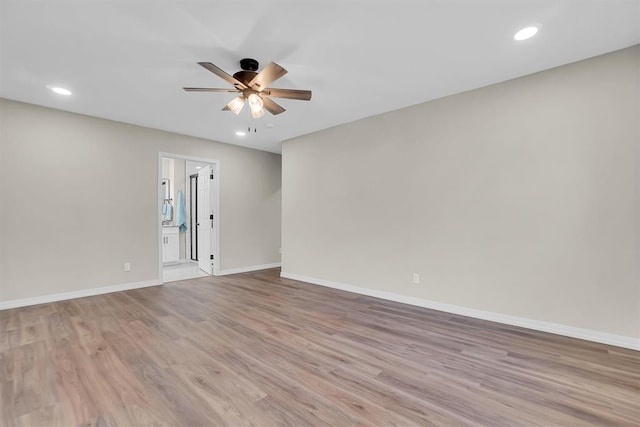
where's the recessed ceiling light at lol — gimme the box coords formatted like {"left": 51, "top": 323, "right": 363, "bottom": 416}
{"left": 235, "top": 131, "right": 246, "bottom": 136}
{"left": 195, "top": 166, "right": 202, "bottom": 169}
{"left": 514, "top": 26, "right": 538, "bottom": 41}
{"left": 47, "top": 85, "right": 72, "bottom": 96}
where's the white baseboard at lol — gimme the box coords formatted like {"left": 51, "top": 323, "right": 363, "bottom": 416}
{"left": 218, "top": 263, "right": 281, "bottom": 276}
{"left": 0, "top": 279, "right": 162, "bottom": 310}
{"left": 281, "top": 271, "right": 640, "bottom": 351}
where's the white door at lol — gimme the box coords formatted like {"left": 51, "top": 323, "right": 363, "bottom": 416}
{"left": 197, "top": 165, "right": 213, "bottom": 274}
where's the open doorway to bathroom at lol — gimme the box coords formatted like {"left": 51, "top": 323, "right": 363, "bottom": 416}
{"left": 158, "top": 153, "right": 220, "bottom": 283}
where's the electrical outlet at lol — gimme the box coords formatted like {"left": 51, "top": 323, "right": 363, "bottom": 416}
{"left": 412, "top": 273, "right": 420, "bottom": 284}
{"left": 124, "top": 262, "right": 131, "bottom": 272}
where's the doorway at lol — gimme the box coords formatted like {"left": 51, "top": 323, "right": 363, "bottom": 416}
{"left": 158, "top": 153, "right": 220, "bottom": 283}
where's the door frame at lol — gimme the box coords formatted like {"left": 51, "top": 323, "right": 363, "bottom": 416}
{"left": 157, "top": 152, "right": 220, "bottom": 282}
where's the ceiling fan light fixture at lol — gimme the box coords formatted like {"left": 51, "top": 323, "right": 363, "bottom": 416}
{"left": 251, "top": 107, "right": 265, "bottom": 119}
{"left": 248, "top": 93, "right": 265, "bottom": 118}
{"left": 227, "top": 96, "right": 245, "bottom": 115}
{"left": 248, "top": 93, "right": 263, "bottom": 109}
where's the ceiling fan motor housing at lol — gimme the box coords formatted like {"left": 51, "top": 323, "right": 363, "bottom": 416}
{"left": 240, "top": 58, "right": 259, "bottom": 71}
{"left": 233, "top": 58, "right": 260, "bottom": 87}
{"left": 232, "top": 70, "right": 258, "bottom": 87}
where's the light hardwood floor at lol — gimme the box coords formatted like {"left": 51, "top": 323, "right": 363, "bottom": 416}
{"left": 1, "top": 268, "right": 638, "bottom": 426}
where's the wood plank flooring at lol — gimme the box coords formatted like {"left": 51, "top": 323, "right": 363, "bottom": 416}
{"left": 1, "top": 268, "right": 638, "bottom": 426}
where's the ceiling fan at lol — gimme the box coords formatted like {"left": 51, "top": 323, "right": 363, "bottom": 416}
{"left": 183, "top": 58, "right": 312, "bottom": 118}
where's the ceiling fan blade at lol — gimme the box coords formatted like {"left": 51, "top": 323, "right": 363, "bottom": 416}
{"left": 183, "top": 87, "right": 240, "bottom": 92}
{"left": 248, "top": 62, "right": 287, "bottom": 90}
{"left": 222, "top": 105, "right": 230, "bottom": 111}
{"left": 264, "top": 88, "right": 312, "bottom": 101}
{"left": 262, "top": 97, "right": 286, "bottom": 115}
{"left": 198, "top": 62, "right": 247, "bottom": 89}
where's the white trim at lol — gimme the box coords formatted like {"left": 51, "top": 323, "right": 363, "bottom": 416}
{"left": 212, "top": 162, "right": 221, "bottom": 276}
{"left": 280, "top": 272, "right": 640, "bottom": 351}
{"left": 0, "top": 280, "right": 162, "bottom": 311}
{"left": 157, "top": 153, "right": 164, "bottom": 282}
{"left": 218, "top": 263, "right": 282, "bottom": 276}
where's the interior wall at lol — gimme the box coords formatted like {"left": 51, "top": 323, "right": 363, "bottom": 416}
{"left": 0, "top": 107, "right": 4, "bottom": 302}
{"left": 282, "top": 45, "right": 640, "bottom": 339}
{"left": 0, "top": 98, "right": 282, "bottom": 302}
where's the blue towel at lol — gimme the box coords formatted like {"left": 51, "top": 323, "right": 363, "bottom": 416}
{"left": 162, "top": 203, "right": 173, "bottom": 222}
{"left": 176, "top": 190, "right": 188, "bottom": 232}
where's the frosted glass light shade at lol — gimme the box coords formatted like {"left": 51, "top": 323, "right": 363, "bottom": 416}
{"left": 251, "top": 107, "right": 265, "bottom": 118}
{"left": 248, "top": 93, "right": 265, "bottom": 118}
{"left": 228, "top": 96, "right": 245, "bottom": 115}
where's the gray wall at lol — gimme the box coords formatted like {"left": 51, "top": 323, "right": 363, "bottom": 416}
{"left": 282, "top": 46, "right": 640, "bottom": 339}
{"left": 0, "top": 98, "right": 282, "bottom": 301}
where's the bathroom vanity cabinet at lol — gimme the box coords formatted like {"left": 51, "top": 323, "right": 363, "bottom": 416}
{"left": 162, "top": 226, "right": 179, "bottom": 264}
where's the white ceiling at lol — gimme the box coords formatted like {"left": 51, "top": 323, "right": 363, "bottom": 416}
{"left": 1, "top": 1, "right": 639, "bottom": 154}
